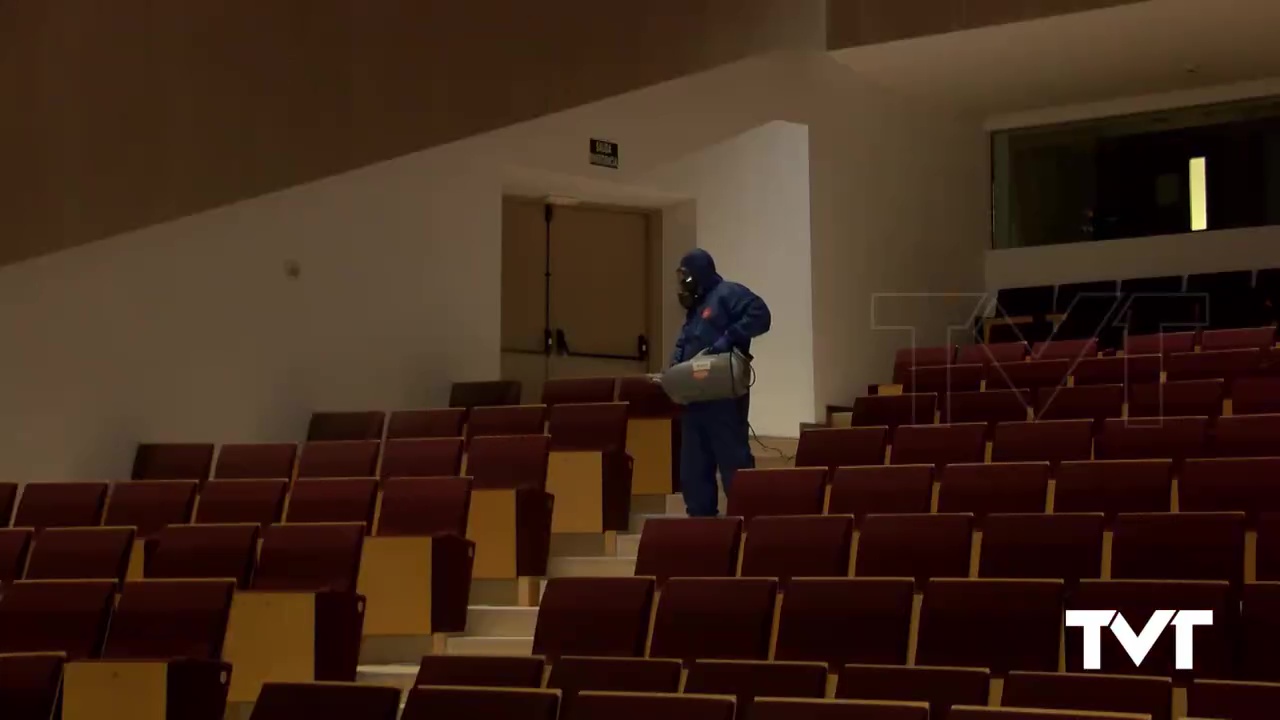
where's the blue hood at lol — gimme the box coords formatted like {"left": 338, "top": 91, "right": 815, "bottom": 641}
{"left": 680, "top": 248, "right": 723, "bottom": 291}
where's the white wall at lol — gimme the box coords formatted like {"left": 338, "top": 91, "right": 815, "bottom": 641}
{"left": 0, "top": 50, "right": 990, "bottom": 480}
{"left": 985, "top": 226, "right": 1280, "bottom": 290}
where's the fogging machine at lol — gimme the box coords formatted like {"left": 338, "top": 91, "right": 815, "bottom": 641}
{"left": 654, "top": 349, "right": 753, "bottom": 405}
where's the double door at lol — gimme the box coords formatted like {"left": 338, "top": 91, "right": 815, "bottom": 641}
{"left": 500, "top": 198, "right": 654, "bottom": 404}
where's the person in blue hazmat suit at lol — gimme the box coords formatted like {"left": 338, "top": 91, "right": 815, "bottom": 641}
{"left": 670, "top": 248, "right": 772, "bottom": 517}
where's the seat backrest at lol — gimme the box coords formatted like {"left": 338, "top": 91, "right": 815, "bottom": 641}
{"left": 1181, "top": 457, "right": 1280, "bottom": 525}
{"left": 1232, "top": 376, "right": 1280, "bottom": 415}
{"left": 13, "top": 481, "right": 109, "bottom": 530}
{"left": 306, "top": 411, "right": 386, "bottom": 442}
{"left": 683, "top": 659, "right": 827, "bottom": 710}
{"left": 1036, "top": 384, "right": 1125, "bottom": 422}
{"left": 893, "top": 345, "right": 956, "bottom": 369}
{"left": 380, "top": 438, "right": 465, "bottom": 479}
{"left": 250, "top": 682, "right": 402, "bottom": 720}
{"left": 542, "top": 377, "right": 617, "bottom": 406}
{"left": 0, "top": 528, "right": 34, "bottom": 584}
{"left": 1213, "top": 413, "right": 1280, "bottom": 458}
{"left": 132, "top": 443, "right": 215, "bottom": 481}
{"left": 648, "top": 577, "right": 777, "bottom": 662}
{"left": 401, "top": 686, "right": 560, "bottom": 720}
{"left": 740, "top": 515, "right": 853, "bottom": 579}
{"left": 450, "top": 380, "right": 523, "bottom": 410}
{"left": 1189, "top": 679, "right": 1280, "bottom": 720}
{"left": 890, "top": 423, "right": 987, "bottom": 467}
{"left": 103, "top": 579, "right": 235, "bottom": 661}
{"left": 1003, "top": 671, "right": 1172, "bottom": 720}
{"left": 1167, "top": 348, "right": 1263, "bottom": 382}
{"left": 413, "top": 654, "right": 545, "bottom": 689}
{"left": 850, "top": 394, "right": 938, "bottom": 430}
{"left": 252, "top": 523, "right": 365, "bottom": 593}
{"left": 547, "top": 402, "right": 629, "bottom": 452}
{"left": 1128, "top": 379, "right": 1225, "bottom": 419}
{"left": 103, "top": 480, "right": 198, "bottom": 538}
{"left": 25, "top": 527, "right": 135, "bottom": 582}
{"left": 795, "top": 427, "right": 888, "bottom": 470}
{"left": 1202, "top": 326, "right": 1276, "bottom": 351}
{"left": 948, "top": 708, "right": 1148, "bottom": 720}
{"left": 726, "top": 468, "right": 827, "bottom": 522}
{"left": 0, "top": 580, "right": 116, "bottom": 659}
{"left": 213, "top": 443, "right": 298, "bottom": 480}
{"left": 775, "top": 578, "right": 914, "bottom": 667}
{"left": 986, "top": 359, "right": 1071, "bottom": 392}
{"left": 146, "top": 523, "right": 260, "bottom": 588}
{"left": 546, "top": 657, "right": 682, "bottom": 704}
{"left": 1071, "top": 354, "right": 1162, "bottom": 387}
{"left": 1032, "top": 338, "right": 1098, "bottom": 361}
{"left": 633, "top": 517, "right": 741, "bottom": 584}
{"left": 978, "top": 513, "right": 1104, "bottom": 583}
{"left": 939, "top": 462, "right": 1049, "bottom": 520}
{"left": 466, "top": 435, "right": 550, "bottom": 490}
{"left": 194, "top": 478, "right": 288, "bottom": 525}
{"left": 616, "top": 376, "right": 680, "bottom": 418}
{"left": 285, "top": 477, "right": 379, "bottom": 528}
{"left": 467, "top": 405, "right": 547, "bottom": 440}
{"left": 917, "top": 578, "right": 1063, "bottom": 673}
{"left": 532, "top": 577, "right": 655, "bottom": 660}
{"left": 386, "top": 408, "right": 467, "bottom": 440}
{"left": 990, "top": 420, "right": 1093, "bottom": 465}
{"left": 1110, "top": 511, "right": 1245, "bottom": 585}
{"left": 1054, "top": 459, "right": 1173, "bottom": 518}
{"left": 1124, "top": 331, "right": 1196, "bottom": 356}
{"left": 835, "top": 665, "right": 990, "bottom": 720}
{"left": 828, "top": 465, "right": 933, "bottom": 519}
{"left": 0, "top": 652, "right": 64, "bottom": 720}
{"left": 376, "top": 477, "right": 471, "bottom": 537}
{"left": 296, "top": 440, "right": 380, "bottom": 479}
{"left": 943, "top": 390, "right": 1031, "bottom": 425}
{"left": 956, "top": 342, "right": 1028, "bottom": 366}
{"left": 902, "top": 364, "right": 984, "bottom": 394}
{"left": 565, "top": 692, "right": 735, "bottom": 720}
{"left": 855, "top": 513, "right": 972, "bottom": 585}
{"left": 1095, "top": 416, "right": 1209, "bottom": 461}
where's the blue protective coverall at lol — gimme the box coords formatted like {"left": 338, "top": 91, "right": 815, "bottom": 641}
{"left": 670, "top": 249, "right": 772, "bottom": 517}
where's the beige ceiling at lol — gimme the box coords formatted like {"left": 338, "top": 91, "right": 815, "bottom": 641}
{"left": 833, "top": 0, "right": 1280, "bottom": 117}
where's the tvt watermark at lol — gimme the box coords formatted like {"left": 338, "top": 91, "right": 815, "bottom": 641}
{"left": 1066, "top": 610, "right": 1213, "bottom": 670}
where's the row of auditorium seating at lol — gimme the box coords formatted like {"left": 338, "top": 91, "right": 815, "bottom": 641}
{"left": 528, "top": 573, "right": 1280, "bottom": 681}
{"left": 894, "top": 347, "right": 1277, "bottom": 395}
{"left": 901, "top": 328, "right": 1278, "bottom": 368}
{"left": 852, "top": 379, "right": 1280, "bottom": 427}
{"left": 724, "top": 457, "right": 1280, "bottom": 524}
{"left": 132, "top": 403, "right": 633, "bottom": 482}
{"left": 635, "top": 509, "right": 1275, "bottom": 585}
{"left": 794, "top": 416, "right": 1280, "bottom": 469}
{"left": 398, "top": 653, "right": 1277, "bottom": 720}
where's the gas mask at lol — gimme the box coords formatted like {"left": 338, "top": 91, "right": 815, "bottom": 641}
{"left": 677, "top": 267, "right": 700, "bottom": 310}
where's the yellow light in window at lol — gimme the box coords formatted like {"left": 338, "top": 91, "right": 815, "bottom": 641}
{"left": 1190, "top": 157, "right": 1208, "bottom": 231}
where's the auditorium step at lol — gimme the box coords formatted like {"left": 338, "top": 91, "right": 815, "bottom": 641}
{"left": 355, "top": 663, "right": 419, "bottom": 691}
{"left": 444, "top": 635, "right": 535, "bottom": 656}
{"left": 615, "top": 532, "right": 641, "bottom": 558}
{"left": 547, "top": 555, "right": 637, "bottom": 577}
{"left": 465, "top": 605, "right": 539, "bottom": 637}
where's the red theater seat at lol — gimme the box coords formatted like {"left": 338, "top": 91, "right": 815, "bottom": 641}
{"left": 850, "top": 393, "right": 938, "bottom": 430}
{"left": 1240, "top": 582, "right": 1280, "bottom": 680}
{"left": 836, "top": 665, "right": 990, "bottom": 720}
{"left": 1003, "top": 672, "right": 1172, "bottom": 720}
{"left": 943, "top": 389, "right": 1031, "bottom": 425}
{"left": 379, "top": 438, "right": 464, "bottom": 479}
{"left": 466, "top": 434, "right": 550, "bottom": 490}
{"left": 213, "top": 443, "right": 297, "bottom": 480}
{"left": 917, "top": 578, "right": 1063, "bottom": 673}
{"left": 828, "top": 465, "right": 933, "bottom": 519}
{"left": 376, "top": 476, "right": 471, "bottom": 537}
{"left": 937, "top": 462, "right": 1050, "bottom": 520}
{"left": 683, "top": 659, "right": 827, "bottom": 714}
{"left": 1095, "top": 416, "right": 1209, "bottom": 462}
{"left": 1202, "top": 326, "right": 1276, "bottom": 351}
{"left": 467, "top": 405, "right": 547, "bottom": 440}
{"left": 1054, "top": 460, "right": 1173, "bottom": 518}
{"left": 285, "top": 477, "right": 379, "bottom": 528}
{"left": 894, "top": 345, "right": 956, "bottom": 370}
{"left": 24, "top": 527, "right": 134, "bottom": 582}
{"left": 413, "top": 655, "right": 545, "bottom": 688}
{"left": 856, "top": 513, "right": 972, "bottom": 585}
{"left": 1213, "top": 413, "right": 1280, "bottom": 457}
{"left": 12, "top": 481, "right": 109, "bottom": 530}
{"left": 103, "top": 480, "right": 197, "bottom": 538}
{"left": 132, "top": 443, "right": 215, "bottom": 481}
{"left": 902, "top": 364, "right": 984, "bottom": 394}
{"left": 0, "top": 653, "right": 64, "bottom": 720}
{"left": 740, "top": 515, "right": 853, "bottom": 579}
{"left": 145, "top": 523, "right": 260, "bottom": 588}
{"left": 795, "top": 427, "right": 888, "bottom": 470}
{"left": 402, "top": 686, "right": 559, "bottom": 720}
{"left": 564, "top": 692, "right": 734, "bottom": 720}
{"left": 0, "top": 528, "right": 33, "bottom": 585}
{"left": 775, "top": 578, "right": 914, "bottom": 668}
{"left": 195, "top": 478, "right": 288, "bottom": 525}
{"left": 1167, "top": 348, "right": 1263, "bottom": 382}
{"left": 991, "top": 420, "right": 1093, "bottom": 466}
{"left": 296, "top": 440, "right": 380, "bottom": 479}
{"left": 978, "top": 513, "right": 1104, "bottom": 584}
{"left": 726, "top": 468, "right": 827, "bottom": 522}
{"left": 306, "top": 411, "right": 385, "bottom": 442}
{"left": 1036, "top": 384, "right": 1124, "bottom": 422}
{"left": 532, "top": 577, "right": 654, "bottom": 659}
{"left": 1128, "top": 379, "right": 1224, "bottom": 419}
{"left": 250, "top": 682, "right": 402, "bottom": 720}
{"left": 0, "top": 580, "right": 116, "bottom": 659}
{"left": 633, "top": 517, "right": 741, "bottom": 585}
{"left": 986, "top": 359, "right": 1070, "bottom": 392}
{"left": 648, "top": 578, "right": 777, "bottom": 661}
{"left": 891, "top": 423, "right": 987, "bottom": 467}
{"left": 1110, "top": 512, "right": 1246, "bottom": 585}
{"left": 0, "top": 482, "right": 17, "bottom": 526}
{"left": 1232, "top": 376, "right": 1280, "bottom": 415}
{"left": 547, "top": 657, "right": 682, "bottom": 707}
{"left": 1033, "top": 338, "right": 1099, "bottom": 361}
{"left": 1182, "top": 458, "right": 1280, "bottom": 525}
{"left": 1125, "top": 331, "right": 1196, "bottom": 356}
{"left": 542, "top": 377, "right": 617, "bottom": 406}
{"left": 1071, "top": 355, "right": 1162, "bottom": 387}
{"left": 386, "top": 408, "right": 467, "bottom": 440}
{"left": 957, "top": 342, "right": 1027, "bottom": 366}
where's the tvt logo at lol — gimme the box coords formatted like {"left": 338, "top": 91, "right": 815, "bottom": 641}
{"left": 1066, "top": 609, "right": 1213, "bottom": 670}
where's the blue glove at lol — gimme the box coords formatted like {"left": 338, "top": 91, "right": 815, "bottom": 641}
{"left": 710, "top": 336, "right": 733, "bottom": 355}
